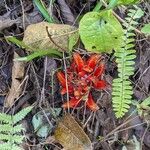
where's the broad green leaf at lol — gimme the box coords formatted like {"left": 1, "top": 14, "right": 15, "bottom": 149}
{"left": 141, "top": 24, "right": 150, "bottom": 35}
{"left": 79, "top": 10, "right": 124, "bottom": 53}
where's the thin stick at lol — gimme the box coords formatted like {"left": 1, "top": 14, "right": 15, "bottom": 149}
{"left": 46, "top": 26, "right": 66, "bottom": 51}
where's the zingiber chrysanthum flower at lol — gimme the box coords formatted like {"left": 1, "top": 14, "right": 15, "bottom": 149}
{"left": 57, "top": 53, "right": 107, "bottom": 111}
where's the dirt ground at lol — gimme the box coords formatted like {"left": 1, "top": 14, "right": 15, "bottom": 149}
{"left": 0, "top": 0, "right": 150, "bottom": 150}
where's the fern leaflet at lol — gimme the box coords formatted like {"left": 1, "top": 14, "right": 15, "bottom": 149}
{"left": 112, "top": 6, "right": 144, "bottom": 118}
{"left": 0, "top": 106, "right": 33, "bottom": 150}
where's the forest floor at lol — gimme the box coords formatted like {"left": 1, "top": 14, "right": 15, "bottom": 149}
{"left": 0, "top": 0, "right": 150, "bottom": 150}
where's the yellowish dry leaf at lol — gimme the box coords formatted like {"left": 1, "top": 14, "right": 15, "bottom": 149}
{"left": 5, "top": 52, "right": 25, "bottom": 107}
{"left": 23, "top": 22, "right": 79, "bottom": 51}
{"left": 54, "top": 114, "right": 92, "bottom": 150}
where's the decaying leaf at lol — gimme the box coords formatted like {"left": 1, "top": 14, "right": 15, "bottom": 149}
{"left": 122, "top": 135, "right": 141, "bottom": 150}
{"left": 54, "top": 114, "right": 92, "bottom": 150}
{"left": 5, "top": 52, "right": 25, "bottom": 107}
{"left": 23, "top": 22, "right": 79, "bottom": 51}
{"left": 32, "top": 108, "right": 62, "bottom": 138}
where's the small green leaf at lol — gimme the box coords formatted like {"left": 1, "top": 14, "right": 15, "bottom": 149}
{"left": 79, "top": 10, "right": 124, "bottom": 53}
{"left": 140, "top": 96, "right": 150, "bottom": 107}
{"left": 141, "top": 24, "right": 150, "bottom": 35}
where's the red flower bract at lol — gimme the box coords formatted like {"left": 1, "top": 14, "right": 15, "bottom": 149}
{"left": 57, "top": 53, "right": 107, "bottom": 111}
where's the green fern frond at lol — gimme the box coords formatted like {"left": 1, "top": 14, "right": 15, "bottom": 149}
{"left": 112, "top": 6, "right": 144, "bottom": 118}
{"left": 0, "top": 143, "right": 23, "bottom": 150}
{"left": 13, "top": 106, "right": 33, "bottom": 124}
{"left": 0, "top": 113, "right": 12, "bottom": 123}
{"left": 0, "top": 106, "right": 33, "bottom": 149}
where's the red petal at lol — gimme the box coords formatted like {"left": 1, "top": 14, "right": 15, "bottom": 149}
{"left": 73, "top": 53, "right": 84, "bottom": 72}
{"left": 61, "top": 88, "right": 67, "bottom": 95}
{"left": 93, "top": 80, "right": 106, "bottom": 89}
{"left": 94, "top": 63, "right": 105, "bottom": 77}
{"left": 78, "top": 70, "right": 86, "bottom": 77}
{"left": 74, "top": 90, "right": 81, "bottom": 99}
{"left": 87, "top": 54, "right": 101, "bottom": 70}
{"left": 57, "top": 72, "right": 66, "bottom": 87}
{"left": 83, "top": 66, "right": 93, "bottom": 73}
{"left": 62, "top": 98, "right": 81, "bottom": 108}
{"left": 86, "top": 93, "right": 99, "bottom": 111}
{"left": 61, "top": 86, "right": 74, "bottom": 95}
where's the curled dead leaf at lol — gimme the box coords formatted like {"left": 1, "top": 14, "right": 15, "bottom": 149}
{"left": 5, "top": 52, "right": 25, "bottom": 107}
{"left": 23, "top": 22, "right": 79, "bottom": 52}
{"left": 54, "top": 114, "right": 92, "bottom": 150}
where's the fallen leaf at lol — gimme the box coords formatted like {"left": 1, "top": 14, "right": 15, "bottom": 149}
{"left": 32, "top": 108, "right": 62, "bottom": 138}
{"left": 23, "top": 22, "right": 79, "bottom": 51}
{"left": 5, "top": 52, "right": 25, "bottom": 107}
{"left": 122, "top": 135, "right": 141, "bottom": 150}
{"left": 54, "top": 114, "right": 92, "bottom": 150}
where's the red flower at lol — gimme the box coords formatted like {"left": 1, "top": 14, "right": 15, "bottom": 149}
{"left": 56, "top": 53, "right": 107, "bottom": 111}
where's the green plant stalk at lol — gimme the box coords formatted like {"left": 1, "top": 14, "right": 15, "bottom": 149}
{"left": 93, "top": 0, "right": 117, "bottom": 12}
{"left": 14, "top": 49, "right": 62, "bottom": 61}
{"left": 6, "top": 36, "right": 62, "bottom": 61}
{"left": 93, "top": 1, "right": 103, "bottom": 12}
{"left": 6, "top": 36, "right": 34, "bottom": 51}
{"left": 107, "top": 0, "right": 118, "bottom": 9}
{"left": 34, "top": 0, "right": 54, "bottom": 23}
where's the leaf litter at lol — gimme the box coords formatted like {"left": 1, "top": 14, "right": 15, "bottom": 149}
{"left": 0, "top": 0, "right": 150, "bottom": 150}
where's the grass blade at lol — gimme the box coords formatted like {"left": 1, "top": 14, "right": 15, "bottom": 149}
{"left": 34, "top": 0, "right": 54, "bottom": 23}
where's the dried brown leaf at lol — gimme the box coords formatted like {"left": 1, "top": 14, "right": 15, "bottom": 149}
{"left": 5, "top": 52, "right": 25, "bottom": 107}
{"left": 54, "top": 114, "right": 92, "bottom": 150}
{"left": 23, "top": 22, "right": 79, "bottom": 51}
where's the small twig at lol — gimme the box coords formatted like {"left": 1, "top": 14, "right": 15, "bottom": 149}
{"left": 62, "top": 52, "right": 70, "bottom": 113}
{"left": 46, "top": 26, "right": 66, "bottom": 51}
{"left": 19, "top": 0, "right": 25, "bottom": 30}
{"left": 140, "top": 122, "right": 149, "bottom": 149}
{"left": 102, "top": 115, "right": 140, "bottom": 140}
